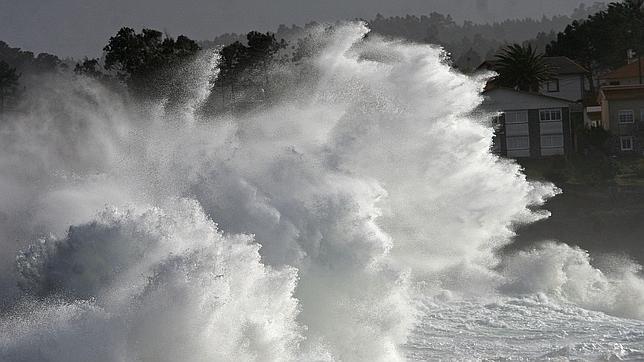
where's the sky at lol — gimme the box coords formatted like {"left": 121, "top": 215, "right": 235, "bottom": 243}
{"left": 0, "top": 0, "right": 599, "bottom": 58}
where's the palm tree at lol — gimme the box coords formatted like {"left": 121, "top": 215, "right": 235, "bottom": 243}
{"left": 493, "top": 44, "right": 552, "bottom": 93}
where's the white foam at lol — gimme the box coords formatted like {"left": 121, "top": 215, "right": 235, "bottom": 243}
{"left": 0, "top": 22, "right": 642, "bottom": 361}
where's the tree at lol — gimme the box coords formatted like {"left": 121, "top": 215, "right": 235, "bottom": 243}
{"left": 33, "top": 53, "right": 61, "bottom": 72}
{"left": 216, "top": 41, "right": 250, "bottom": 98}
{"left": 74, "top": 57, "right": 104, "bottom": 79}
{"left": 0, "top": 60, "right": 20, "bottom": 116}
{"left": 246, "top": 31, "right": 287, "bottom": 85}
{"left": 0, "top": 41, "right": 61, "bottom": 74}
{"left": 493, "top": 44, "right": 553, "bottom": 92}
{"left": 214, "top": 31, "right": 286, "bottom": 105}
{"left": 547, "top": 0, "right": 644, "bottom": 76}
{"left": 292, "top": 34, "right": 316, "bottom": 62}
{"left": 103, "top": 27, "right": 200, "bottom": 95}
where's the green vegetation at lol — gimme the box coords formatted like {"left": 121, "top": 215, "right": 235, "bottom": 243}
{"left": 0, "top": 41, "right": 62, "bottom": 113}
{"left": 197, "top": 4, "right": 606, "bottom": 73}
{"left": 615, "top": 157, "right": 644, "bottom": 185}
{"left": 103, "top": 28, "right": 200, "bottom": 96}
{"left": 0, "top": 60, "right": 20, "bottom": 114}
{"left": 215, "top": 31, "right": 287, "bottom": 97}
{"left": 518, "top": 155, "right": 644, "bottom": 186}
{"left": 518, "top": 125, "right": 644, "bottom": 187}
{"left": 519, "top": 156, "right": 615, "bottom": 186}
{"left": 73, "top": 58, "right": 103, "bottom": 79}
{"left": 0, "top": 41, "right": 62, "bottom": 74}
{"left": 366, "top": 4, "right": 606, "bottom": 72}
{"left": 547, "top": 0, "right": 644, "bottom": 79}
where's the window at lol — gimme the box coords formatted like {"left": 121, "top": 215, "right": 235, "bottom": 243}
{"left": 507, "top": 136, "right": 530, "bottom": 150}
{"left": 618, "top": 110, "right": 634, "bottom": 124}
{"left": 620, "top": 136, "right": 634, "bottom": 151}
{"left": 504, "top": 110, "right": 530, "bottom": 157}
{"left": 505, "top": 111, "right": 529, "bottom": 124}
{"left": 540, "top": 134, "right": 565, "bottom": 156}
{"left": 540, "top": 121, "right": 563, "bottom": 134}
{"left": 539, "top": 109, "right": 562, "bottom": 122}
{"left": 506, "top": 136, "right": 530, "bottom": 157}
{"left": 505, "top": 111, "right": 529, "bottom": 140}
{"left": 541, "top": 135, "right": 564, "bottom": 148}
{"left": 546, "top": 79, "right": 560, "bottom": 92}
{"left": 506, "top": 123, "right": 529, "bottom": 135}
{"left": 539, "top": 109, "right": 564, "bottom": 134}
{"left": 540, "top": 108, "right": 565, "bottom": 156}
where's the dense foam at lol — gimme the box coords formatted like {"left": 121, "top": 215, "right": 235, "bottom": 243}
{"left": 4, "top": 200, "right": 303, "bottom": 361}
{"left": 0, "top": 22, "right": 643, "bottom": 361}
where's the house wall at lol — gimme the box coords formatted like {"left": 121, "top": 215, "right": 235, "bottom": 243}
{"left": 562, "top": 108, "right": 573, "bottom": 155}
{"left": 532, "top": 107, "right": 572, "bottom": 157}
{"left": 493, "top": 118, "right": 507, "bottom": 155}
{"left": 528, "top": 110, "right": 541, "bottom": 157}
{"left": 607, "top": 98, "right": 644, "bottom": 154}
{"left": 483, "top": 89, "right": 573, "bottom": 158}
{"left": 491, "top": 107, "right": 570, "bottom": 158}
{"left": 539, "top": 74, "right": 585, "bottom": 102}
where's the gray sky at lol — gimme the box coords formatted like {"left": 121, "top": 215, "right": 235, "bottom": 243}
{"left": 0, "top": 0, "right": 597, "bottom": 58}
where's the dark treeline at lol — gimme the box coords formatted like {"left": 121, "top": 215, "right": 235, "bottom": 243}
{"left": 367, "top": 2, "right": 606, "bottom": 71}
{"left": 0, "top": 61, "right": 20, "bottom": 115}
{"left": 0, "top": 41, "right": 65, "bottom": 113}
{"left": 547, "top": 0, "right": 644, "bottom": 76}
{"left": 2, "top": 0, "right": 641, "bottom": 117}
{"left": 0, "top": 30, "right": 205, "bottom": 117}
{"left": 100, "top": 28, "right": 200, "bottom": 97}
{"left": 0, "top": 41, "right": 63, "bottom": 75}
{"left": 198, "top": 3, "right": 606, "bottom": 73}
{"left": 215, "top": 32, "right": 287, "bottom": 94}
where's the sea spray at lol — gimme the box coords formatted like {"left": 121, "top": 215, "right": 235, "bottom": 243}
{"left": 5, "top": 200, "right": 303, "bottom": 361}
{"left": 1, "top": 22, "right": 643, "bottom": 361}
{"left": 501, "top": 242, "right": 644, "bottom": 319}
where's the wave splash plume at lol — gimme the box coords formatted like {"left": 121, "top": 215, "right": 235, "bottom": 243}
{"left": 1, "top": 23, "right": 643, "bottom": 361}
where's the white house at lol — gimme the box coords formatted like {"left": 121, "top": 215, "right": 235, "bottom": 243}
{"left": 478, "top": 56, "right": 590, "bottom": 102}
{"left": 481, "top": 88, "right": 574, "bottom": 158}
{"left": 538, "top": 57, "right": 590, "bottom": 102}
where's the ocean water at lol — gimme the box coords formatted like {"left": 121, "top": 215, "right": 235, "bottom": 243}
{"left": 408, "top": 296, "right": 644, "bottom": 360}
{"left": 0, "top": 23, "right": 643, "bottom": 361}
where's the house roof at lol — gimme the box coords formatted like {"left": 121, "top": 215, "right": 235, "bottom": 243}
{"left": 599, "top": 59, "right": 644, "bottom": 80}
{"left": 481, "top": 87, "right": 572, "bottom": 111}
{"left": 483, "top": 86, "right": 573, "bottom": 103}
{"left": 599, "top": 84, "right": 644, "bottom": 101}
{"left": 477, "top": 56, "right": 589, "bottom": 75}
{"left": 543, "top": 56, "right": 589, "bottom": 75}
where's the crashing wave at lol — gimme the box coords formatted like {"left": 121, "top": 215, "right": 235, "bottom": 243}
{"left": 0, "top": 22, "right": 643, "bottom": 361}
